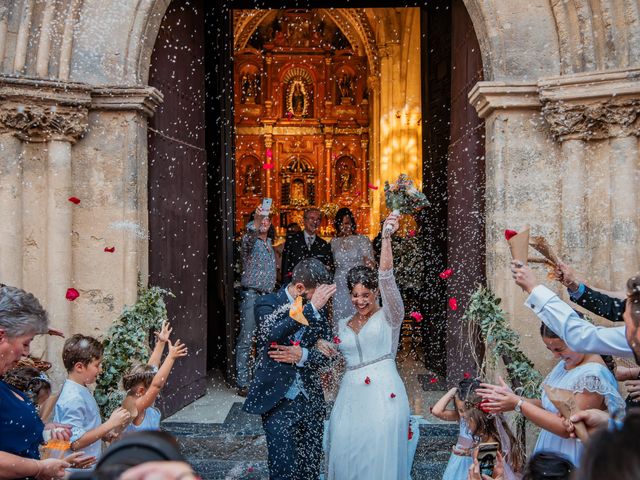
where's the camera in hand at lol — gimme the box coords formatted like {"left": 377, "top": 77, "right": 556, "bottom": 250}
{"left": 477, "top": 442, "right": 499, "bottom": 477}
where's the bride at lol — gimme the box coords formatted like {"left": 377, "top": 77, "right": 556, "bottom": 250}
{"left": 320, "top": 212, "right": 409, "bottom": 479}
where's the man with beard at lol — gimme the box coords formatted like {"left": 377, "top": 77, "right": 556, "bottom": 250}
{"left": 511, "top": 261, "right": 640, "bottom": 364}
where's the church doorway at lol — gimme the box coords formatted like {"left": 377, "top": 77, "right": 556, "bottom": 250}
{"left": 147, "top": 0, "right": 485, "bottom": 415}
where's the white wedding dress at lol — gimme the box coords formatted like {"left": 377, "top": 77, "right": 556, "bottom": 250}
{"left": 327, "top": 268, "right": 410, "bottom": 480}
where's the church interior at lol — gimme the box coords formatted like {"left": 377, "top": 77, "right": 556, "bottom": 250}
{"left": 232, "top": 8, "right": 423, "bottom": 236}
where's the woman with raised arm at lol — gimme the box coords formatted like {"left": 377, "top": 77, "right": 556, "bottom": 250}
{"left": 323, "top": 212, "right": 410, "bottom": 479}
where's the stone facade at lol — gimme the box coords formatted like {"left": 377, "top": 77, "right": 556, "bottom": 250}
{"left": 0, "top": 0, "right": 639, "bottom": 383}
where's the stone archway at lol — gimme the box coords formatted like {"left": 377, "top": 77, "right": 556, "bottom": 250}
{"left": 0, "top": 0, "right": 639, "bottom": 383}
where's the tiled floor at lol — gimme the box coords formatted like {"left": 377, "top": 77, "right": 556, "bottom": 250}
{"left": 165, "top": 357, "right": 451, "bottom": 425}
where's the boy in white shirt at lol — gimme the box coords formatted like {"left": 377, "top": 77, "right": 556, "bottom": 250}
{"left": 54, "top": 334, "right": 130, "bottom": 463}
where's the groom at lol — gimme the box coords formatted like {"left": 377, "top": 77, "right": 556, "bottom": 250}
{"left": 243, "top": 258, "right": 336, "bottom": 480}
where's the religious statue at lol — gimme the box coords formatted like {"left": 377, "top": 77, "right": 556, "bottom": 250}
{"left": 241, "top": 73, "right": 257, "bottom": 104}
{"left": 291, "top": 179, "right": 305, "bottom": 202}
{"left": 291, "top": 82, "right": 305, "bottom": 116}
{"left": 337, "top": 74, "right": 354, "bottom": 105}
{"left": 339, "top": 169, "right": 352, "bottom": 193}
{"left": 243, "top": 165, "right": 261, "bottom": 195}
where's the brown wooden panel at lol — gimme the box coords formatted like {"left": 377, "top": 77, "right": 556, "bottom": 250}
{"left": 147, "top": 0, "right": 207, "bottom": 417}
{"left": 446, "top": 0, "right": 486, "bottom": 382}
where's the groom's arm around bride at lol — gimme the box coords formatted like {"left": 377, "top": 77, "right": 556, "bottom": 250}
{"left": 242, "top": 258, "right": 335, "bottom": 480}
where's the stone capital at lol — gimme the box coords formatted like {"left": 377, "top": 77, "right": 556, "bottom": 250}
{"left": 468, "top": 82, "right": 540, "bottom": 118}
{"left": 539, "top": 68, "right": 640, "bottom": 141}
{"left": 0, "top": 104, "right": 88, "bottom": 143}
{"left": 0, "top": 76, "right": 91, "bottom": 142}
{"left": 91, "top": 86, "right": 164, "bottom": 117}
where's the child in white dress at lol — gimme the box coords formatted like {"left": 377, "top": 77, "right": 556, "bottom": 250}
{"left": 432, "top": 379, "right": 475, "bottom": 479}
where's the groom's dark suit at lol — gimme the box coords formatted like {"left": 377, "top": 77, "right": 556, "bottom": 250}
{"left": 243, "top": 286, "right": 331, "bottom": 480}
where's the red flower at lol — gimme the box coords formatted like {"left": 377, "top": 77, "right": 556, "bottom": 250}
{"left": 333, "top": 336, "right": 341, "bottom": 344}
{"left": 364, "top": 376, "right": 371, "bottom": 385}
{"left": 410, "top": 311, "right": 423, "bottom": 322}
{"left": 367, "top": 183, "right": 379, "bottom": 190}
{"left": 439, "top": 268, "right": 453, "bottom": 280}
{"left": 290, "top": 340, "right": 301, "bottom": 346}
{"left": 248, "top": 466, "right": 254, "bottom": 473}
{"left": 68, "top": 196, "right": 81, "bottom": 205}
{"left": 408, "top": 425, "right": 413, "bottom": 440}
{"left": 408, "top": 229, "right": 416, "bottom": 237}
{"left": 270, "top": 342, "right": 277, "bottom": 348}
{"left": 390, "top": 392, "right": 396, "bottom": 398}
{"left": 65, "top": 288, "right": 79, "bottom": 301}
{"left": 448, "top": 297, "right": 458, "bottom": 310}
{"left": 104, "top": 246, "right": 115, "bottom": 253}
{"left": 479, "top": 400, "right": 492, "bottom": 414}
{"left": 430, "top": 377, "right": 438, "bottom": 384}
{"left": 266, "top": 148, "right": 273, "bottom": 158}
{"left": 286, "top": 271, "right": 293, "bottom": 278}
{"left": 463, "top": 372, "right": 471, "bottom": 379}
{"left": 262, "top": 163, "right": 274, "bottom": 170}
{"left": 504, "top": 229, "right": 518, "bottom": 241}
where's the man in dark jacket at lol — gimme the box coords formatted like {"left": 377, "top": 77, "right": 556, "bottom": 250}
{"left": 244, "top": 258, "right": 335, "bottom": 480}
{"left": 281, "top": 208, "right": 333, "bottom": 282}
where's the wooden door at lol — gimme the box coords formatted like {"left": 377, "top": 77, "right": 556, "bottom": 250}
{"left": 147, "top": 0, "right": 208, "bottom": 416}
{"left": 446, "top": 0, "right": 486, "bottom": 381}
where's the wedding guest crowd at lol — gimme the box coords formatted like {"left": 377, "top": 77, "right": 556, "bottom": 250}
{"left": 0, "top": 284, "right": 188, "bottom": 480}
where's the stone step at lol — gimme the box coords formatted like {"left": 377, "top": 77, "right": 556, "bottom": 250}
{"left": 162, "top": 403, "right": 458, "bottom": 480}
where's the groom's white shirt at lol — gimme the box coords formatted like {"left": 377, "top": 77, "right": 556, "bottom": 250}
{"left": 525, "top": 284, "right": 633, "bottom": 358}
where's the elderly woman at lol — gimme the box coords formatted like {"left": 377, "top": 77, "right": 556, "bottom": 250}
{"left": 0, "top": 285, "right": 86, "bottom": 479}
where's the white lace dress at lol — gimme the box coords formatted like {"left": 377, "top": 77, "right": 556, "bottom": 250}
{"left": 331, "top": 234, "right": 375, "bottom": 320}
{"left": 327, "top": 268, "right": 410, "bottom": 480}
{"left": 533, "top": 360, "right": 624, "bottom": 466}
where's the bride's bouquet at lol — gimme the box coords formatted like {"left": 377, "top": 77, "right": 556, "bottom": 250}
{"left": 384, "top": 174, "right": 429, "bottom": 214}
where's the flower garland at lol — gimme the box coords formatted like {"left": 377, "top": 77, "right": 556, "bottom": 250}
{"left": 95, "top": 285, "right": 172, "bottom": 418}
{"left": 462, "top": 285, "right": 543, "bottom": 399}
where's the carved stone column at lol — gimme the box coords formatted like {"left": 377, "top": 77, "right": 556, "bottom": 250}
{"left": 0, "top": 129, "right": 23, "bottom": 286}
{"left": 469, "top": 82, "right": 562, "bottom": 369}
{"left": 540, "top": 69, "right": 640, "bottom": 285}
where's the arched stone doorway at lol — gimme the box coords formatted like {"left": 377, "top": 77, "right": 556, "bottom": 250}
{"left": 0, "top": 0, "right": 638, "bottom": 413}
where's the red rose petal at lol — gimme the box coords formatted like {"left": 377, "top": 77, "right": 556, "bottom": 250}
{"left": 286, "top": 111, "right": 294, "bottom": 119}
{"left": 248, "top": 466, "right": 254, "bottom": 473}
{"left": 410, "top": 311, "right": 423, "bottom": 322}
{"left": 65, "top": 288, "right": 79, "bottom": 301}
{"left": 464, "top": 372, "right": 471, "bottom": 379}
{"left": 504, "top": 229, "right": 518, "bottom": 241}
{"left": 408, "top": 229, "right": 416, "bottom": 238}
{"left": 270, "top": 342, "right": 277, "bottom": 348}
{"left": 430, "top": 377, "right": 438, "bottom": 384}
{"left": 68, "top": 196, "right": 80, "bottom": 205}
{"left": 390, "top": 392, "right": 396, "bottom": 398}
{"left": 365, "top": 376, "right": 371, "bottom": 385}
{"left": 333, "top": 336, "right": 341, "bottom": 344}
{"left": 290, "top": 340, "right": 300, "bottom": 346}
{"left": 439, "top": 268, "right": 453, "bottom": 280}
{"left": 367, "top": 183, "right": 379, "bottom": 190}
{"left": 104, "top": 246, "right": 115, "bottom": 253}
{"left": 448, "top": 297, "right": 458, "bottom": 310}
{"left": 262, "top": 163, "right": 274, "bottom": 170}
{"left": 266, "top": 148, "right": 273, "bottom": 158}
{"left": 408, "top": 425, "right": 413, "bottom": 440}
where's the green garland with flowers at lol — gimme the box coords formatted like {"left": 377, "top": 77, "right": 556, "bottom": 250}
{"left": 94, "top": 285, "right": 172, "bottom": 418}
{"left": 463, "top": 285, "right": 544, "bottom": 399}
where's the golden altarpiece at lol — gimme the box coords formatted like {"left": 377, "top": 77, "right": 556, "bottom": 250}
{"left": 233, "top": 10, "right": 371, "bottom": 235}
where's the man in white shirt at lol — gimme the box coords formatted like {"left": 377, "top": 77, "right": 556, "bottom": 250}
{"left": 511, "top": 261, "right": 640, "bottom": 365}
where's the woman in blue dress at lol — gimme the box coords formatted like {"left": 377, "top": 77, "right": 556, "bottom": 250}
{"left": 0, "top": 285, "right": 89, "bottom": 478}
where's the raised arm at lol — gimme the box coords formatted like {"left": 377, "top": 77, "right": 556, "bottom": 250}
{"left": 135, "top": 340, "right": 188, "bottom": 415}
{"left": 512, "top": 262, "right": 633, "bottom": 358}
{"left": 379, "top": 213, "right": 404, "bottom": 328}
{"left": 431, "top": 387, "right": 460, "bottom": 422}
{"left": 148, "top": 321, "right": 171, "bottom": 368}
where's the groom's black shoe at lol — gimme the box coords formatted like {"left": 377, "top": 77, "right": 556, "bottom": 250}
{"left": 237, "top": 387, "right": 249, "bottom": 398}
